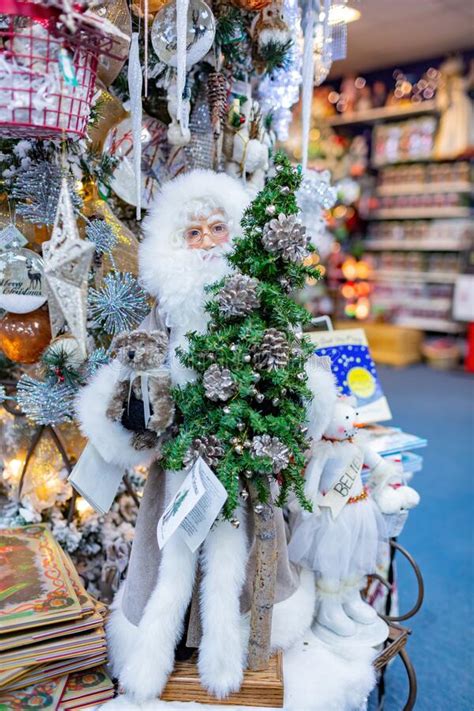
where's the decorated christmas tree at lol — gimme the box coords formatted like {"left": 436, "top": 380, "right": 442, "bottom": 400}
{"left": 163, "top": 152, "right": 319, "bottom": 667}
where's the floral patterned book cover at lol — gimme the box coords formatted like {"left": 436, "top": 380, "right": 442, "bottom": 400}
{"left": 0, "top": 526, "right": 81, "bottom": 634}
{"left": 2, "top": 652, "right": 108, "bottom": 693}
{"left": 0, "top": 676, "right": 68, "bottom": 710}
{"left": 58, "top": 666, "right": 114, "bottom": 709}
{"left": 0, "top": 628, "right": 106, "bottom": 669}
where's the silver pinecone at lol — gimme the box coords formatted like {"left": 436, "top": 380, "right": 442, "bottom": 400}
{"left": 216, "top": 274, "right": 260, "bottom": 318}
{"left": 262, "top": 213, "right": 309, "bottom": 263}
{"left": 252, "top": 329, "right": 290, "bottom": 371}
{"left": 251, "top": 434, "right": 290, "bottom": 473}
{"left": 184, "top": 435, "right": 225, "bottom": 469}
{"left": 203, "top": 364, "right": 235, "bottom": 401}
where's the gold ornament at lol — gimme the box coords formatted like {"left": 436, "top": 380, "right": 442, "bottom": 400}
{"left": 0, "top": 308, "right": 51, "bottom": 364}
{"left": 94, "top": 0, "right": 132, "bottom": 87}
{"left": 131, "top": 0, "right": 169, "bottom": 20}
{"left": 42, "top": 180, "right": 95, "bottom": 359}
{"left": 80, "top": 181, "right": 139, "bottom": 277}
{"left": 231, "top": 0, "right": 272, "bottom": 11}
{"left": 88, "top": 88, "right": 129, "bottom": 153}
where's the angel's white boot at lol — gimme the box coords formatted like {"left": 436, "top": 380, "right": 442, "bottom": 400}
{"left": 342, "top": 580, "right": 378, "bottom": 625}
{"left": 316, "top": 581, "right": 356, "bottom": 637}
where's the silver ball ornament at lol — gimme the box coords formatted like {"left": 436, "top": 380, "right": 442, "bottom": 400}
{"left": 243, "top": 354, "right": 251, "bottom": 363}
{"left": 255, "top": 393, "right": 264, "bottom": 403}
{"left": 265, "top": 204, "right": 276, "bottom": 216}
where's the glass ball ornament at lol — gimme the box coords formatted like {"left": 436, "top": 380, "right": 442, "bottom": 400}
{"left": 0, "top": 308, "right": 51, "bottom": 364}
{"left": 151, "top": 0, "right": 216, "bottom": 69}
{"left": 0, "top": 248, "right": 47, "bottom": 314}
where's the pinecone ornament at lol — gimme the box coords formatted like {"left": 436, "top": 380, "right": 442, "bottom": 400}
{"left": 262, "top": 213, "right": 310, "bottom": 262}
{"left": 216, "top": 274, "right": 260, "bottom": 318}
{"left": 203, "top": 364, "right": 235, "bottom": 401}
{"left": 251, "top": 434, "right": 290, "bottom": 473}
{"left": 184, "top": 435, "right": 225, "bottom": 469}
{"left": 208, "top": 71, "right": 227, "bottom": 140}
{"left": 252, "top": 329, "right": 290, "bottom": 371}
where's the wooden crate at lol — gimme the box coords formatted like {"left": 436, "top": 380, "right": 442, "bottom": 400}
{"left": 160, "top": 652, "right": 284, "bottom": 707}
{"left": 335, "top": 321, "right": 423, "bottom": 366}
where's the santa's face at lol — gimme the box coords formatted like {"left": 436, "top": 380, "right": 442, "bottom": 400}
{"left": 184, "top": 210, "right": 230, "bottom": 251}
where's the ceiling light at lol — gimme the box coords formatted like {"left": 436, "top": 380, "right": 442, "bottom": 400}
{"left": 329, "top": 4, "right": 361, "bottom": 25}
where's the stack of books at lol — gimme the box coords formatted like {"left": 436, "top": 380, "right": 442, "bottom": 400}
{"left": 0, "top": 525, "right": 115, "bottom": 708}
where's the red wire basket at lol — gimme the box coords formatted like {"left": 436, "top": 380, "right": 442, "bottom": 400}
{"left": 0, "top": 0, "right": 129, "bottom": 139}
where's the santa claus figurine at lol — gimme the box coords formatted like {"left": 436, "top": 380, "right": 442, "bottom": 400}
{"left": 77, "top": 170, "right": 315, "bottom": 703}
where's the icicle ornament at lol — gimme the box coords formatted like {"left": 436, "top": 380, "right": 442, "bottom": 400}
{"left": 127, "top": 33, "right": 143, "bottom": 220}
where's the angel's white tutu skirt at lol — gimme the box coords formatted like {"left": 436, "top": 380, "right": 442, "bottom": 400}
{"left": 288, "top": 496, "right": 385, "bottom": 585}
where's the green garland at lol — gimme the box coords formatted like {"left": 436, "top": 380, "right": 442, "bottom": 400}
{"left": 163, "top": 153, "right": 320, "bottom": 518}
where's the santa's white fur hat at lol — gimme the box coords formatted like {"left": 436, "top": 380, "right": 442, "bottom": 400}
{"left": 139, "top": 170, "right": 250, "bottom": 298}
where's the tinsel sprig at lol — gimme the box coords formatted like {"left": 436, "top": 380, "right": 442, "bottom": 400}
{"left": 89, "top": 272, "right": 149, "bottom": 336}
{"left": 16, "top": 375, "right": 77, "bottom": 425}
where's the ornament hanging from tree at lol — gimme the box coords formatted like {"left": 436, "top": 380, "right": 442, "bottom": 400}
{"left": 0, "top": 247, "right": 47, "bottom": 314}
{"left": 42, "top": 179, "right": 94, "bottom": 359}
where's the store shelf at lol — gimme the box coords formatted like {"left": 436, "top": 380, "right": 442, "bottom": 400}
{"left": 365, "top": 240, "right": 469, "bottom": 251}
{"left": 323, "top": 101, "right": 438, "bottom": 127}
{"left": 368, "top": 206, "right": 471, "bottom": 220}
{"left": 376, "top": 182, "right": 472, "bottom": 196}
{"left": 394, "top": 317, "right": 464, "bottom": 333}
{"left": 371, "top": 269, "right": 459, "bottom": 284}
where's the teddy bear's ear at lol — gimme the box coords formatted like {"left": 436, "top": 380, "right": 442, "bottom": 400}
{"left": 149, "top": 330, "right": 169, "bottom": 350}
{"left": 110, "top": 332, "right": 130, "bottom": 353}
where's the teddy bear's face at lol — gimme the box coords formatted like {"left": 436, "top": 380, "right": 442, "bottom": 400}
{"left": 323, "top": 400, "right": 358, "bottom": 441}
{"left": 113, "top": 330, "right": 168, "bottom": 371}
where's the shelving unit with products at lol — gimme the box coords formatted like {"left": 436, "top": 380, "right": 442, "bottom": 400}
{"left": 319, "top": 104, "right": 473, "bottom": 336}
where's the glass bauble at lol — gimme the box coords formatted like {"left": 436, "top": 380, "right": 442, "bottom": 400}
{"left": 0, "top": 308, "right": 51, "bottom": 364}
{"left": 103, "top": 115, "right": 186, "bottom": 209}
{"left": 0, "top": 247, "right": 47, "bottom": 314}
{"left": 151, "top": 0, "right": 215, "bottom": 69}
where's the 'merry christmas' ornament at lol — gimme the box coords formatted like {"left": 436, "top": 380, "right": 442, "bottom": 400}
{"left": 0, "top": 247, "right": 47, "bottom": 314}
{"left": 42, "top": 179, "right": 94, "bottom": 359}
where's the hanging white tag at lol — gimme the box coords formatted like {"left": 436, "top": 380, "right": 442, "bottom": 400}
{"left": 69, "top": 443, "right": 124, "bottom": 515}
{"left": 316, "top": 452, "right": 364, "bottom": 520}
{"left": 157, "top": 457, "right": 228, "bottom": 552}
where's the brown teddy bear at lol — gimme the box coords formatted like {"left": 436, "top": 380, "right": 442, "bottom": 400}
{"left": 106, "top": 330, "right": 175, "bottom": 451}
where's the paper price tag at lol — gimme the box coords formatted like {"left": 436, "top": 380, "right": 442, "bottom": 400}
{"left": 157, "top": 457, "right": 228, "bottom": 552}
{"left": 317, "top": 452, "right": 364, "bottom": 520}
{"left": 69, "top": 443, "right": 124, "bottom": 515}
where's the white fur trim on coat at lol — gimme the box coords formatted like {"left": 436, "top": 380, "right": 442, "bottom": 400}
{"left": 118, "top": 473, "right": 198, "bottom": 703}
{"left": 75, "top": 361, "right": 156, "bottom": 469}
{"left": 198, "top": 513, "right": 249, "bottom": 698}
{"left": 106, "top": 584, "right": 139, "bottom": 678}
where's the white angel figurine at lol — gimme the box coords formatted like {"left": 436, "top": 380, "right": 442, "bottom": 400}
{"left": 289, "top": 356, "right": 419, "bottom": 637}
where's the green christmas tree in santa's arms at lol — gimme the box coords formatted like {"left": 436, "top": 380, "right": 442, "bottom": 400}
{"left": 163, "top": 152, "right": 320, "bottom": 517}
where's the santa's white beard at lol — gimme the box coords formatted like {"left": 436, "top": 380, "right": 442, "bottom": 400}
{"left": 150, "top": 244, "right": 233, "bottom": 385}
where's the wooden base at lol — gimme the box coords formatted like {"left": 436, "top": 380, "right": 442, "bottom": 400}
{"left": 160, "top": 652, "right": 284, "bottom": 707}
{"left": 335, "top": 321, "right": 423, "bottom": 367}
